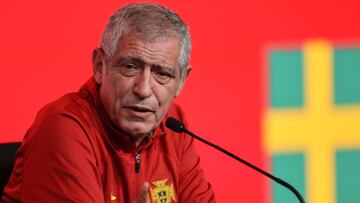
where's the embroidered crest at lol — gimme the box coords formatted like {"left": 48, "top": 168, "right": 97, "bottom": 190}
{"left": 150, "top": 179, "right": 176, "bottom": 203}
{"left": 110, "top": 194, "right": 117, "bottom": 201}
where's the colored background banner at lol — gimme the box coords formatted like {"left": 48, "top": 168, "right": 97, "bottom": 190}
{"left": 264, "top": 40, "right": 360, "bottom": 202}
{"left": 1, "top": 0, "right": 360, "bottom": 202}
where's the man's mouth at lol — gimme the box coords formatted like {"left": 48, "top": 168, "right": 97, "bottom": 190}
{"left": 128, "top": 105, "right": 155, "bottom": 112}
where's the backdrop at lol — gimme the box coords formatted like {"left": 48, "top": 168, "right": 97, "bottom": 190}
{"left": 1, "top": 0, "right": 360, "bottom": 202}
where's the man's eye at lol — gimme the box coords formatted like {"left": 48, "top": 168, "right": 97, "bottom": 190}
{"left": 120, "top": 63, "right": 139, "bottom": 76}
{"left": 157, "top": 71, "right": 171, "bottom": 77}
{"left": 124, "top": 64, "right": 136, "bottom": 70}
{"left": 154, "top": 71, "right": 173, "bottom": 84}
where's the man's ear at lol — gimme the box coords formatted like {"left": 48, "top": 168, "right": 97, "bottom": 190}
{"left": 185, "top": 65, "right": 192, "bottom": 78}
{"left": 176, "top": 64, "right": 192, "bottom": 96}
{"left": 92, "top": 48, "right": 105, "bottom": 85}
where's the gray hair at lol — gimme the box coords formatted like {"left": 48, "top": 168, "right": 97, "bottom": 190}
{"left": 100, "top": 3, "right": 192, "bottom": 82}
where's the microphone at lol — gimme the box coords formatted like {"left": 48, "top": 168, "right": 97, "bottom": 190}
{"left": 165, "top": 117, "right": 305, "bottom": 203}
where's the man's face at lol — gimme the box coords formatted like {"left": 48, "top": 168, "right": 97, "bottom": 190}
{"left": 93, "top": 33, "right": 186, "bottom": 138}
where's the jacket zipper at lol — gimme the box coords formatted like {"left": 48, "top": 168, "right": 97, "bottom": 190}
{"left": 135, "top": 152, "right": 141, "bottom": 173}
{"left": 135, "top": 135, "right": 147, "bottom": 174}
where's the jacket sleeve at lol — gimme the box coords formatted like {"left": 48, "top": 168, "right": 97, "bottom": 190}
{"left": 4, "top": 113, "right": 105, "bottom": 203}
{"left": 178, "top": 134, "right": 216, "bottom": 203}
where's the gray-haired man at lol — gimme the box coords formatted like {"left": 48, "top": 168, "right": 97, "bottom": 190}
{"left": 2, "top": 3, "right": 216, "bottom": 203}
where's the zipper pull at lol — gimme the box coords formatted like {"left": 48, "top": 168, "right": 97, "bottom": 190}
{"left": 135, "top": 153, "right": 141, "bottom": 173}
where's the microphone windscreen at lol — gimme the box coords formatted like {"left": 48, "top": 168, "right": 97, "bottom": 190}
{"left": 165, "top": 117, "right": 186, "bottom": 133}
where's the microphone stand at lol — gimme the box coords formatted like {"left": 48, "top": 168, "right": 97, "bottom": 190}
{"left": 165, "top": 117, "right": 305, "bottom": 203}
{"left": 183, "top": 128, "right": 305, "bottom": 203}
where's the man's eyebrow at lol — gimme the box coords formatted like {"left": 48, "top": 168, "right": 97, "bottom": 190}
{"left": 112, "top": 56, "right": 177, "bottom": 74}
{"left": 112, "top": 56, "right": 144, "bottom": 66}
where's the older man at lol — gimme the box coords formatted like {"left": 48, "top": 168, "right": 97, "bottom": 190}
{"left": 1, "top": 3, "right": 215, "bottom": 203}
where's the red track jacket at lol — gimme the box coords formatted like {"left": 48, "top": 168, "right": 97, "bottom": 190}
{"left": 2, "top": 78, "right": 215, "bottom": 203}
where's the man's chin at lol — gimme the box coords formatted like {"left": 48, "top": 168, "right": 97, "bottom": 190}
{"left": 119, "top": 121, "right": 155, "bottom": 137}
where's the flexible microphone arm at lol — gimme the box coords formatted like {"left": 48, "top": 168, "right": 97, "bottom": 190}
{"left": 165, "top": 117, "right": 305, "bottom": 203}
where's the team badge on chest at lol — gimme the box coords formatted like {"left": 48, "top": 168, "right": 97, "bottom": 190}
{"left": 150, "top": 179, "right": 176, "bottom": 203}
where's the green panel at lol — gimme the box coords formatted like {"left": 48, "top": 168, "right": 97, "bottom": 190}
{"left": 334, "top": 49, "right": 360, "bottom": 105}
{"left": 272, "top": 153, "right": 306, "bottom": 203}
{"left": 336, "top": 149, "right": 360, "bottom": 203}
{"left": 270, "top": 50, "right": 304, "bottom": 108}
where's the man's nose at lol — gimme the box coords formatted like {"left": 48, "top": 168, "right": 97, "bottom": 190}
{"left": 133, "top": 69, "right": 153, "bottom": 99}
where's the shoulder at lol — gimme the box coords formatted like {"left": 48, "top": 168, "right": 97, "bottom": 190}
{"left": 27, "top": 87, "right": 100, "bottom": 139}
{"left": 22, "top": 91, "right": 97, "bottom": 150}
{"left": 23, "top": 105, "right": 90, "bottom": 153}
{"left": 157, "top": 103, "right": 194, "bottom": 157}
{"left": 8, "top": 99, "right": 104, "bottom": 203}
{"left": 166, "top": 103, "right": 187, "bottom": 124}
{"left": 35, "top": 91, "right": 93, "bottom": 122}
{"left": 163, "top": 103, "right": 190, "bottom": 144}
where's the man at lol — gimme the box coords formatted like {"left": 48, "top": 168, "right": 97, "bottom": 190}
{"left": 1, "top": 3, "right": 216, "bottom": 203}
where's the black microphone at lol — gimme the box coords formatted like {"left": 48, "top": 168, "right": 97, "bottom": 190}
{"left": 165, "top": 117, "right": 305, "bottom": 203}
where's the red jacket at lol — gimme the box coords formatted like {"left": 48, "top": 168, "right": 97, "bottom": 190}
{"left": 2, "top": 78, "right": 215, "bottom": 203}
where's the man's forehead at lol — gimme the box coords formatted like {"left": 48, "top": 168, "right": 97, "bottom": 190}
{"left": 114, "top": 34, "right": 180, "bottom": 67}
{"left": 126, "top": 27, "right": 179, "bottom": 42}
{"left": 118, "top": 32, "right": 180, "bottom": 49}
